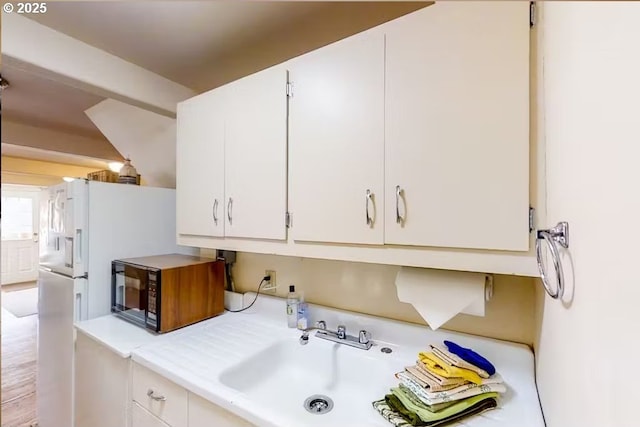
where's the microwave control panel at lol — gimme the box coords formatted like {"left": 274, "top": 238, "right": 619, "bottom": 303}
{"left": 146, "top": 270, "right": 158, "bottom": 329}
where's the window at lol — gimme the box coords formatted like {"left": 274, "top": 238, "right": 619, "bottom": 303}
{"left": 1, "top": 196, "right": 34, "bottom": 240}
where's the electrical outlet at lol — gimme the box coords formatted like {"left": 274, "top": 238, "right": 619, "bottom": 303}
{"left": 263, "top": 270, "right": 276, "bottom": 293}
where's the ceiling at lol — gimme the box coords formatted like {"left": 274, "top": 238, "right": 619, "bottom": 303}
{"left": 27, "top": 1, "right": 426, "bottom": 91}
{"left": 28, "top": 1, "right": 325, "bottom": 91}
{"left": 2, "top": 63, "right": 107, "bottom": 139}
{"left": 3, "top": 1, "right": 427, "bottom": 169}
{"left": 1, "top": 63, "right": 123, "bottom": 161}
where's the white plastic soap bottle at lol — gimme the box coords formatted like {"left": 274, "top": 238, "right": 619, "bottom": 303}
{"left": 286, "top": 285, "right": 299, "bottom": 328}
{"left": 297, "top": 297, "right": 309, "bottom": 330}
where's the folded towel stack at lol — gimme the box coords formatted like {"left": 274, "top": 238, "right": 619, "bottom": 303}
{"left": 372, "top": 340, "right": 505, "bottom": 427}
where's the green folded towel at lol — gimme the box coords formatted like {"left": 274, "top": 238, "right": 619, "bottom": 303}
{"left": 386, "top": 394, "right": 423, "bottom": 426}
{"left": 372, "top": 399, "right": 412, "bottom": 427}
{"left": 373, "top": 394, "right": 498, "bottom": 427}
{"left": 398, "top": 384, "right": 458, "bottom": 412}
{"left": 387, "top": 389, "right": 498, "bottom": 426}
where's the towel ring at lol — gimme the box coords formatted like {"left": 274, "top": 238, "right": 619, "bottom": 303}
{"left": 535, "top": 222, "right": 569, "bottom": 299}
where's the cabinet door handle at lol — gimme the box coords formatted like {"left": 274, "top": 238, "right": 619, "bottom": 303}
{"left": 395, "top": 185, "right": 405, "bottom": 225}
{"left": 147, "top": 389, "right": 166, "bottom": 402}
{"left": 212, "top": 199, "right": 219, "bottom": 225}
{"left": 365, "top": 189, "right": 374, "bottom": 227}
{"left": 227, "top": 198, "right": 233, "bottom": 225}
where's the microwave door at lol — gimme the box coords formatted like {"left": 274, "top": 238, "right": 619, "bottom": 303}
{"left": 124, "top": 276, "right": 142, "bottom": 315}
{"left": 113, "top": 265, "right": 147, "bottom": 326}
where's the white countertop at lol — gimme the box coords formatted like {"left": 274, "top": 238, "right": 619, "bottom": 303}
{"left": 78, "top": 294, "right": 545, "bottom": 427}
{"left": 75, "top": 315, "right": 161, "bottom": 357}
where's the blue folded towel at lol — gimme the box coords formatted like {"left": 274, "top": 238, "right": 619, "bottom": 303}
{"left": 444, "top": 340, "right": 496, "bottom": 376}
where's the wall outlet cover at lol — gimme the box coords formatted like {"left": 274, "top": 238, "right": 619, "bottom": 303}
{"left": 263, "top": 270, "right": 277, "bottom": 294}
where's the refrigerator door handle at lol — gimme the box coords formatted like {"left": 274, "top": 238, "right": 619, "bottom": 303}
{"left": 64, "top": 237, "right": 74, "bottom": 268}
{"left": 75, "top": 229, "right": 82, "bottom": 265}
{"left": 73, "top": 279, "right": 88, "bottom": 321}
{"left": 75, "top": 292, "right": 82, "bottom": 323}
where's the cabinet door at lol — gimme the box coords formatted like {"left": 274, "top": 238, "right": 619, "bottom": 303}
{"left": 132, "top": 402, "right": 172, "bottom": 427}
{"left": 289, "top": 31, "right": 385, "bottom": 244}
{"left": 75, "top": 333, "right": 129, "bottom": 427}
{"left": 384, "top": 2, "right": 530, "bottom": 251}
{"left": 224, "top": 66, "right": 288, "bottom": 240}
{"left": 176, "top": 87, "right": 226, "bottom": 237}
{"left": 188, "top": 393, "right": 255, "bottom": 427}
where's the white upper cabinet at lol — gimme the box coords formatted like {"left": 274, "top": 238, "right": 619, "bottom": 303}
{"left": 176, "top": 87, "right": 226, "bottom": 238}
{"left": 289, "top": 31, "right": 385, "bottom": 245}
{"left": 176, "top": 3, "right": 537, "bottom": 275}
{"left": 224, "top": 66, "right": 288, "bottom": 240}
{"left": 384, "top": 1, "right": 531, "bottom": 251}
{"left": 176, "top": 66, "right": 288, "bottom": 242}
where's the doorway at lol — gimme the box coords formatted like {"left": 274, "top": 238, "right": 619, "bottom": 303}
{"left": 1, "top": 185, "right": 41, "bottom": 286}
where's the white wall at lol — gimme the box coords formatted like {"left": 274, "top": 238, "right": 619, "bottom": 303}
{"left": 85, "top": 99, "right": 177, "bottom": 188}
{"left": 536, "top": 3, "right": 640, "bottom": 426}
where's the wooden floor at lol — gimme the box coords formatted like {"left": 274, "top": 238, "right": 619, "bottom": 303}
{"left": 1, "top": 282, "right": 38, "bottom": 427}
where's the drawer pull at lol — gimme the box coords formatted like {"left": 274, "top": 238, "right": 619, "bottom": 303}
{"left": 147, "top": 389, "right": 167, "bottom": 402}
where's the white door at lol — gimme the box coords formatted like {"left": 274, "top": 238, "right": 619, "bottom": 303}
{"left": 176, "top": 86, "right": 226, "bottom": 238}
{"left": 289, "top": 30, "right": 385, "bottom": 244}
{"left": 384, "top": 2, "right": 531, "bottom": 251}
{"left": 224, "top": 65, "right": 288, "bottom": 240}
{"left": 1, "top": 185, "right": 40, "bottom": 285}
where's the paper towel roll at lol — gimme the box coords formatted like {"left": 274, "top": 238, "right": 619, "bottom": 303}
{"left": 395, "top": 267, "right": 487, "bottom": 330}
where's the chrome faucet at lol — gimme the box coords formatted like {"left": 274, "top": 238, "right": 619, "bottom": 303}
{"left": 299, "top": 320, "right": 372, "bottom": 350}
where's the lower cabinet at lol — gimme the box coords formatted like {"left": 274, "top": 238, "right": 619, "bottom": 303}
{"left": 189, "top": 392, "right": 254, "bottom": 427}
{"left": 132, "top": 402, "right": 172, "bottom": 427}
{"left": 131, "top": 362, "right": 255, "bottom": 427}
{"left": 75, "top": 334, "right": 255, "bottom": 427}
{"left": 75, "top": 332, "right": 130, "bottom": 427}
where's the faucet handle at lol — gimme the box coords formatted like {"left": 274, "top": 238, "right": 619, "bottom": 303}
{"left": 315, "top": 320, "right": 326, "bottom": 330}
{"left": 358, "top": 330, "right": 371, "bottom": 344}
{"left": 299, "top": 333, "right": 310, "bottom": 345}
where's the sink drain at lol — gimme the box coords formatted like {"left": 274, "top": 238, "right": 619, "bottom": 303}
{"left": 303, "top": 395, "right": 334, "bottom": 414}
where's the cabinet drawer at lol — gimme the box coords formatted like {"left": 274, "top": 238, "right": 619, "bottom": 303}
{"left": 189, "top": 392, "right": 255, "bottom": 427}
{"left": 132, "top": 402, "right": 171, "bottom": 427}
{"left": 132, "top": 363, "right": 187, "bottom": 427}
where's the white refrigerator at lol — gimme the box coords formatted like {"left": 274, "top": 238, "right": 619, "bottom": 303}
{"left": 37, "top": 179, "right": 195, "bottom": 427}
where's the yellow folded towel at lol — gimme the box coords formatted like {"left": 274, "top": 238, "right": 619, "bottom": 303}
{"left": 430, "top": 345, "right": 490, "bottom": 379}
{"left": 418, "top": 352, "right": 483, "bottom": 385}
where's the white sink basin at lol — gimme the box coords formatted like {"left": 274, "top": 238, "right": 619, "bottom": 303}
{"left": 218, "top": 337, "right": 399, "bottom": 426}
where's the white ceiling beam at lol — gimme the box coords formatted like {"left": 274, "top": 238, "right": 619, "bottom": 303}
{"left": 1, "top": 13, "right": 195, "bottom": 117}
{"left": 1, "top": 119, "right": 123, "bottom": 161}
